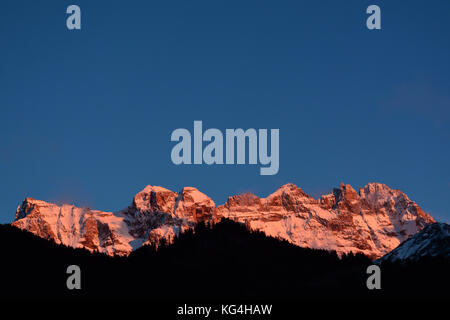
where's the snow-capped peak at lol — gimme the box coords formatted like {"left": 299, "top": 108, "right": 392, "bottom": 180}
{"left": 377, "top": 222, "right": 450, "bottom": 263}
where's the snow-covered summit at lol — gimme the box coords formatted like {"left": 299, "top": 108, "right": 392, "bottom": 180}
{"left": 377, "top": 222, "right": 449, "bottom": 263}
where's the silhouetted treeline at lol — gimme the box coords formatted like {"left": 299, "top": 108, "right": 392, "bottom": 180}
{"left": 0, "top": 219, "right": 448, "bottom": 300}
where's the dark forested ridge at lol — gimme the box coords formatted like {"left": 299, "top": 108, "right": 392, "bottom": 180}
{"left": 0, "top": 219, "right": 448, "bottom": 301}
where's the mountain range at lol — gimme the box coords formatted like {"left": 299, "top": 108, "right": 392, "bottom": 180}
{"left": 11, "top": 182, "right": 437, "bottom": 259}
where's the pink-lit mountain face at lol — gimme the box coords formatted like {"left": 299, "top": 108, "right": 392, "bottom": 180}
{"left": 12, "top": 183, "right": 435, "bottom": 259}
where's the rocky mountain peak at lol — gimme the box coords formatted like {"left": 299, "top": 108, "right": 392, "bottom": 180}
{"left": 174, "top": 187, "right": 217, "bottom": 222}
{"left": 331, "top": 183, "right": 359, "bottom": 211}
{"left": 15, "top": 197, "right": 52, "bottom": 220}
{"left": 132, "top": 185, "right": 178, "bottom": 214}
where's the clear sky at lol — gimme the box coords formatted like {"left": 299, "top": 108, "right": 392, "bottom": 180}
{"left": 0, "top": 0, "right": 449, "bottom": 223}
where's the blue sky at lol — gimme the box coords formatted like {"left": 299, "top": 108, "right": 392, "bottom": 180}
{"left": 0, "top": 0, "right": 449, "bottom": 223}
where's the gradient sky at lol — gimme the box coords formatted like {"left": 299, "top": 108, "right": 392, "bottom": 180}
{"left": 0, "top": 0, "right": 449, "bottom": 223}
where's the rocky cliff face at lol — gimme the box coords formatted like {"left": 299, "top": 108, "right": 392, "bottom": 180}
{"left": 11, "top": 182, "right": 435, "bottom": 259}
